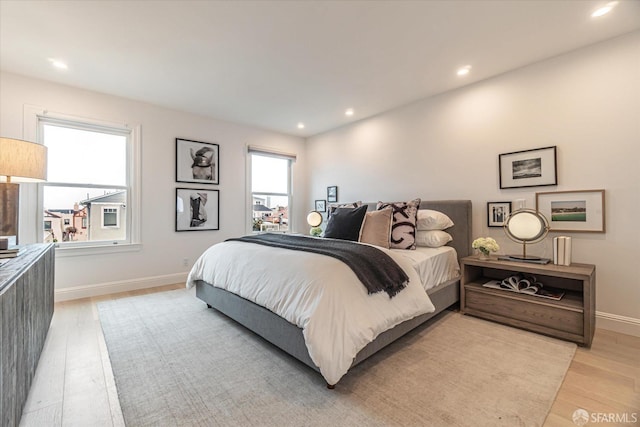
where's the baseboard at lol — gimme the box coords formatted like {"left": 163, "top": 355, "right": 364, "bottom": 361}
{"left": 596, "top": 311, "right": 640, "bottom": 338}
{"left": 55, "top": 272, "right": 188, "bottom": 302}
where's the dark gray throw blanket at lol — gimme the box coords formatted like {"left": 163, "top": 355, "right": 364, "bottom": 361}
{"left": 226, "top": 234, "right": 409, "bottom": 298}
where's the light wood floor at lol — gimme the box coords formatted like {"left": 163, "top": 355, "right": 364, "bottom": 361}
{"left": 19, "top": 284, "right": 639, "bottom": 426}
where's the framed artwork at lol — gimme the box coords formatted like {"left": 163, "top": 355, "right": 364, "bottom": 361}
{"left": 176, "top": 138, "right": 220, "bottom": 185}
{"left": 499, "top": 146, "right": 557, "bottom": 189}
{"left": 315, "top": 199, "right": 326, "bottom": 212}
{"left": 327, "top": 186, "right": 338, "bottom": 203}
{"left": 487, "top": 202, "right": 512, "bottom": 227}
{"left": 536, "top": 189, "right": 605, "bottom": 232}
{"left": 176, "top": 188, "right": 220, "bottom": 231}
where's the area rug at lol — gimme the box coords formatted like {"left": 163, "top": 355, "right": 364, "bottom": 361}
{"left": 98, "top": 288, "right": 576, "bottom": 427}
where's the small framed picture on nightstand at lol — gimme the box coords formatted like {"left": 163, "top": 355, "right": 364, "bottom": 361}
{"left": 487, "top": 202, "right": 511, "bottom": 227}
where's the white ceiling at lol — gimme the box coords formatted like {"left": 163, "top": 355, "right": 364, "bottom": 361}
{"left": 1, "top": 1, "right": 639, "bottom": 137}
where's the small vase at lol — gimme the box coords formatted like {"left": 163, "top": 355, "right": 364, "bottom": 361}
{"left": 478, "top": 250, "right": 491, "bottom": 261}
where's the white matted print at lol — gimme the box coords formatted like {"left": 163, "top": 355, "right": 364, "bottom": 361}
{"left": 176, "top": 138, "right": 219, "bottom": 185}
{"left": 176, "top": 188, "right": 220, "bottom": 231}
{"left": 536, "top": 189, "right": 605, "bottom": 233}
{"left": 487, "top": 201, "right": 511, "bottom": 227}
{"left": 499, "top": 146, "right": 557, "bottom": 189}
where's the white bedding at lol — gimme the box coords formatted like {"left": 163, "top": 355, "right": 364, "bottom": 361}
{"left": 391, "top": 246, "right": 460, "bottom": 291}
{"left": 186, "top": 238, "right": 436, "bottom": 385}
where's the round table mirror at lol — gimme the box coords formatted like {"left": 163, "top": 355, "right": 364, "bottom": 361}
{"left": 503, "top": 209, "right": 549, "bottom": 260}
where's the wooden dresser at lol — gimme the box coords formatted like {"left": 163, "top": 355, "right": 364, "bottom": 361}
{"left": 461, "top": 256, "right": 595, "bottom": 347}
{"left": 0, "top": 244, "right": 55, "bottom": 427}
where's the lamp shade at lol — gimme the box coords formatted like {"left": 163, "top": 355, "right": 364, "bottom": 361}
{"left": 0, "top": 137, "right": 48, "bottom": 182}
{"left": 306, "top": 211, "right": 323, "bottom": 227}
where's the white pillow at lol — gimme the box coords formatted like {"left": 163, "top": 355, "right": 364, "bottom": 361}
{"left": 416, "top": 209, "right": 454, "bottom": 231}
{"left": 415, "top": 230, "right": 453, "bottom": 248}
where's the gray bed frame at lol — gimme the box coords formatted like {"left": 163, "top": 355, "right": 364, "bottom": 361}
{"left": 195, "top": 200, "right": 472, "bottom": 386}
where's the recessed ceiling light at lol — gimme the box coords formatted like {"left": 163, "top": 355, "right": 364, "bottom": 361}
{"left": 48, "top": 58, "right": 68, "bottom": 70}
{"left": 297, "top": 122, "right": 305, "bottom": 129}
{"left": 591, "top": 1, "right": 618, "bottom": 17}
{"left": 456, "top": 65, "right": 471, "bottom": 76}
{"left": 345, "top": 108, "right": 354, "bottom": 117}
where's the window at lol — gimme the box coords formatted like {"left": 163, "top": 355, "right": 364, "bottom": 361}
{"left": 36, "top": 113, "right": 139, "bottom": 247}
{"left": 248, "top": 147, "right": 295, "bottom": 233}
{"left": 102, "top": 207, "right": 119, "bottom": 227}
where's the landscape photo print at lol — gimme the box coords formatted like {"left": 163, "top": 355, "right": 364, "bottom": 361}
{"left": 499, "top": 146, "right": 557, "bottom": 189}
{"left": 536, "top": 190, "right": 605, "bottom": 232}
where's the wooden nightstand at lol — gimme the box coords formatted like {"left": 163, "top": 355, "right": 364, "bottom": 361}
{"left": 460, "top": 256, "right": 595, "bottom": 347}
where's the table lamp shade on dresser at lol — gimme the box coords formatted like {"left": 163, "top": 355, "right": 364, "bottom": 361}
{"left": 0, "top": 137, "right": 48, "bottom": 243}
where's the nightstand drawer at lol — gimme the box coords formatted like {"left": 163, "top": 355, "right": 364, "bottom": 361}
{"left": 465, "top": 288, "right": 584, "bottom": 335}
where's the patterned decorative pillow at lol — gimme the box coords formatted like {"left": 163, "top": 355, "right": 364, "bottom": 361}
{"left": 377, "top": 198, "right": 421, "bottom": 249}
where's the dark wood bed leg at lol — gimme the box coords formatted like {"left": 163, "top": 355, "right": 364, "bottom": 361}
{"left": 326, "top": 383, "right": 335, "bottom": 390}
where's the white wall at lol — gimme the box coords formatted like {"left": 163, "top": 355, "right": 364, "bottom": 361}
{"left": 306, "top": 32, "right": 640, "bottom": 335}
{"left": 0, "top": 71, "right": 307, "bottom": 299}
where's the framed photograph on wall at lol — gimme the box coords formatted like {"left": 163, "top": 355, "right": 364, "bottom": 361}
{"left": 176, "top": 138, "right": 220, "bottom": 185}
{"left": 487, "top": 201, "right": 512, "bottom": 227}
{"left": 176, "top": 188, "right": 220, "bottom": 231}
{"left": 536, "top": 189, "right": 605, "bottom": 232}
{"left": 499, "top": 146, "right": 557, "bottom": 189}
{"left": 315, "top": 199, "right": 326, "bottom": 212}
{"left": 327, "top": 186, "right": 338, "bottom": 203}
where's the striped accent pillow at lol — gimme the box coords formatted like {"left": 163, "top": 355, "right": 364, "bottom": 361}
{"left": 376, "top": 198, "right": 421, "bottom": 249}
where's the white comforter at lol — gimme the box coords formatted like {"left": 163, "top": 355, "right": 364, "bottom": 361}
{"left": 186, "top": 238, "right": 435, "bottom": 385}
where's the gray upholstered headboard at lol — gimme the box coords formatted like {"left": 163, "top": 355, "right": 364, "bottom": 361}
{"left": 364, "top": 200, "right": 472, "bottom": 260}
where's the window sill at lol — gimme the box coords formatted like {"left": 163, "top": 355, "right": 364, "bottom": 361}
{"left": 53, "top": 242, "right": 142, "bottom": 258}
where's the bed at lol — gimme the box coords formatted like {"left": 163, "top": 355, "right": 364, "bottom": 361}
{"left": 187, "top": 200, "right": 472, "bottom": 387}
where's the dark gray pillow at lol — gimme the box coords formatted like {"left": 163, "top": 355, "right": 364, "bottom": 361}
{"left": 323, "top": 205, "right": 368, "bottom": 241}
{"left": 327, "top": 201, "right": 362, "bottom": 219}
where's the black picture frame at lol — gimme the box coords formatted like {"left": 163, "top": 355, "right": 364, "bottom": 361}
{"left": 176, "top": 138, "right": 220, "bottom": 185}
{"left": 176, "top": 188, "right": 220, "bottom": 231}
{"left": 499, "top": 146, "right": 557, "bottom": 189}
{"left": 327, "top": 186, "right": 338, "bottom": 203}
{"left": 315, "top": 199, "right": 326, "bottom": 212}
{"left": 487, "top": 201, "right": 512, "bottom": 227}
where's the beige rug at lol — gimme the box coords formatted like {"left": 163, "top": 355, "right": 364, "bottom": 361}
{"left": 98, "top": 288, "right": 576, "bottom": 427}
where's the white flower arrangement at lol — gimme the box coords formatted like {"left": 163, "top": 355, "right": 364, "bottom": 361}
{"left": 472, "top": 237, "right": 500, "bottom": 256}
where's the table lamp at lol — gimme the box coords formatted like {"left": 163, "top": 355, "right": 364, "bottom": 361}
{"left": 0, "top": 137, "right": 48, "bottom": 244}
{"left": 306, "top": 211, "right": 323, "bottom": 236}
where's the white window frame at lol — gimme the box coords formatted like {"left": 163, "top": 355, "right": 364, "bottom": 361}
{"left": 25, "top": 106, "right": 141, "bottom": 256}
{"left": 246, "top": 146, "right": 295, "bottom": 234}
